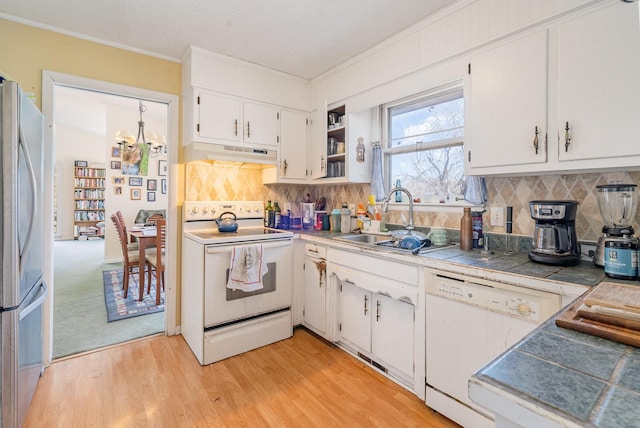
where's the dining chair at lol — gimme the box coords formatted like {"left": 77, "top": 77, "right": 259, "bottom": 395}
{"left": 116, "top": 210, "right": 139, "bottom": 251}
{"left": 145, "top": 218, "right": 166, "bottom": 305}
{"left": 110, "top": 214, "right": 147, "bottom": 299}
{"left": 146, "top": 213, "right": 164, "bottom": 225}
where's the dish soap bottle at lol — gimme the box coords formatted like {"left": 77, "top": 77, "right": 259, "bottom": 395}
{"left": 460, "top": 207, "right": 473, "bottom": 250}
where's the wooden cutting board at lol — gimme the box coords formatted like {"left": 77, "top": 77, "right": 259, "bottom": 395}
{"left": 556, "top": 283, "right": 640, "bottom": 347}
{"left": 576, "top": 304, "right": 640, "bottom": 331}
{"left": 583, "top": 281, "right": 640, "bottom": 314}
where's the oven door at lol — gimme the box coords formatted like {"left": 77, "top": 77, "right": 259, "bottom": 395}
{"left": 204, "top": 238, "right": 292, "bottom": 328}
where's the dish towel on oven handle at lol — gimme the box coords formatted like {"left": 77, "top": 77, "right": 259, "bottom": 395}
{"left": 226, "top": 244, "right": 269, "bottom": 292}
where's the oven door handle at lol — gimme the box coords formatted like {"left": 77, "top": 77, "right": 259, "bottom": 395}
{"left": 205, "top": 239, "right": 292, "bottom": 253}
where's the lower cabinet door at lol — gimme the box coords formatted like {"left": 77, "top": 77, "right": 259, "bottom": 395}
{"left": 372, "top": 294, "right": 414, "bottom": 376}
{"left": 339, "top": 280, "right": 371, "bottom": 351}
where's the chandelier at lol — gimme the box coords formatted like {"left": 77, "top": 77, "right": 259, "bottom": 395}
{"left": 115, "top": 101, "right": 165, "bottom": 157}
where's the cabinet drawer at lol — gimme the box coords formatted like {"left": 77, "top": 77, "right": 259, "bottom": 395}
{"left": 305, "top": 243, "right": 326, "bottom": 259}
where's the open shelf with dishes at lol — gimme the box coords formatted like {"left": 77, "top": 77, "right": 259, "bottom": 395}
{"left": 326, "top": 105, "right": 346, "bottom": 178}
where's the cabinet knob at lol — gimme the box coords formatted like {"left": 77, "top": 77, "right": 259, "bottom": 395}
{"left": 533, "top": 126, "right": 539, "bottom": 154}
{"left": 246, "top": 121, "right": 251, "bottom": 138}
{"left": 282, "top": 159, "right": 288, "bottom": 176}
{"left": 234, "top": 119, "right": 238, "bottom": 136}
{"left": 564, "top": 121, "right": 571, "bottom": 152}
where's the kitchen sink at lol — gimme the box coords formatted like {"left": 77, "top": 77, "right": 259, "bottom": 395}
{"left": 336, "top": 233, "right": 456, "bottom": 255}
{"left": 336, "top": 234, "right": 392, "bottom": 245}
{"left": 374, "top": 240, "right": 457, "bottom": 255}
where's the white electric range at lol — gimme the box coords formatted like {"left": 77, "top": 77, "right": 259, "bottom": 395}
{"left": 181, "top": 201, "right": 294, "bottom": 365}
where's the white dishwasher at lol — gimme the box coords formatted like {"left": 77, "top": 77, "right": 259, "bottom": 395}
{"left": 425, "top": 270, "right": 562, "bottom": 428}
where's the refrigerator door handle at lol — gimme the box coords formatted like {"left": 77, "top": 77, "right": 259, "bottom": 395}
{"left": 17, "top": 122, "right": 38, "bottom": 262}
{"left": 19, "top": 281, "right": 47, "bottom": 321}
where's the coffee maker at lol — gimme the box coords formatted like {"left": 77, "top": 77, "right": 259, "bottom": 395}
{"left": 529, "top": 200, "right": 580, "bottom": 266}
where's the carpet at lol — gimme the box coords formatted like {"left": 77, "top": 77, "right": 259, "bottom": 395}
{"left": 103, "top": 269, "right": 164, "bottom": 322}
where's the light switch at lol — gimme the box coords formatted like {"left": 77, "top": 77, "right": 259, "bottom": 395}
{"left": 490, "top": 207, "right": 504, "bottom": 227}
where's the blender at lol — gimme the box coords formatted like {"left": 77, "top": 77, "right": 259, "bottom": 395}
{"left": 593, "top": 184, "right": 638, "bottom": 267}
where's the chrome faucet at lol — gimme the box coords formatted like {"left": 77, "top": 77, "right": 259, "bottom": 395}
{"left": 382, "top": 186, "right": 414, "bottom": 231}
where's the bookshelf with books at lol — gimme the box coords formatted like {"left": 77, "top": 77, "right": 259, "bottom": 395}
{"left": 73, "top": 162, "right": 106, "bottom": 239}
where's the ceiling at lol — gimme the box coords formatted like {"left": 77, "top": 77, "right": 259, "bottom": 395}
{"left": 0, "top": 0, "right": 457, "bottom": 80}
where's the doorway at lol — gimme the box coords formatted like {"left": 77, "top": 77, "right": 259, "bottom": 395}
{"left": 51, "top": 86, "right": 168, "bottom": 358}
{"left": 42, "top": 71, "right": 179, "bottom": 365}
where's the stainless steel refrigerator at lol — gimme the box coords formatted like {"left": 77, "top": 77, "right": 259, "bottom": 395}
{"left": 0, "top": 80, "right": 48, "bottom": 427}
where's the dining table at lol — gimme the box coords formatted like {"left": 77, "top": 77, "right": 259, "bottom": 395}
{"left": 128, "top": 227, "right": 157, "bottom": 300}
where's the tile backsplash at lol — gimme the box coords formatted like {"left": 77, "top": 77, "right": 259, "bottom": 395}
{"left": 186, "top": 160, "right": 640, "bottom": 242}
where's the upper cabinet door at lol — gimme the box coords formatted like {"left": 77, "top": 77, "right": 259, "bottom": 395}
{"left": 309, "top": 106, "right": 328, "bottom": 179}
{"left": 557, "top": 1, "right": 640, "bottom": 162}
{"left": 243, "top": 102, "right": 279, "bottom": 147}
{"left": 197, "top": 91, "right": 242, "bottom": 142}
{"left": 279, "top": 110, "right": 307, "bottom": 180}
{"left": 466, "top": 31, "right": 548, "bottom": 170}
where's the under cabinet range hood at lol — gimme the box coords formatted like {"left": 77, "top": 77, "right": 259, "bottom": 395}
{"left": 185, "top": 142, "right": 277, "bottom": 165}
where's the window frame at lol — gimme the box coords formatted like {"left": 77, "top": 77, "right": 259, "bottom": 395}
{"left": 381, "top": 82, "right": 469, "bottom": 208}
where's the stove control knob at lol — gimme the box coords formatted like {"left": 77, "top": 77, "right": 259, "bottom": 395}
{"left": 253, "top": 205, "right": 261, "bottom": 213}
{"left": 191, "top": 206, "right": 199, "bottom": 214}
{"left": 202, "top": 206, "right": 209, "bottom": 214}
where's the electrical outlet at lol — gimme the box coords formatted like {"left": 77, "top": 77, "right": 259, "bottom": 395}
{"left": 490, "top": 207, "right": 504, "bottom": 227}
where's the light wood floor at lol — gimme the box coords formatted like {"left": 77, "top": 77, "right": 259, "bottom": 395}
{"left": 24, "top": 328, "right": 460, "bottom": 427}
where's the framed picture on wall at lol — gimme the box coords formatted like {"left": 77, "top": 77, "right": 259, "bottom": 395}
{"left": 74, "top": 160, "right": 88, "bottom": 167}
{"left": 114, "top": 186, "right": 122, "bottom": 195}
{"left": 130, "top": 189, "right": 141, "bottom": 200}
{"left": 158, "top": 160, "right": 168, "bottom": 176}
{"left": 110, "top": 161, "right": 121, "bottom": 169}
{"left": 111, "top": 147, "right": 121, "bottom": 158}
{"left": 147, "top": 191, "right": 156, "bottom": 202}
{"left": 161, "top": 179, "right": 167, "bottom": 194}
{"left": 129, "top": 177, "right": 142, "bottom": 186}
{"left": 147, "top": 179, "right": 157, "bottom": 190}
{"left": 113, "top": 177, "right": 124, "bottom": 184}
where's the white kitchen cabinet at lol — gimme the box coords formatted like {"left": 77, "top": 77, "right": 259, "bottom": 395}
{"left": 555, "top": 1, "right": 640, "bottom": 165}
{"left": 197, "top": 91, "right": 242, "bottom": 143}
{"left": 339, "top": 281, "right": 414, "bottom": 377}
{"left": 303, "top": 243, "right": 328, "bottom": 337}
{"left": 372, "top": 293, "right": 414, "bottom": 377}
{"left": 466, "top": 1, "right": 640, "bottom": 175}
{"left": 278, "top": 110, "right": 308, "bottom": 180}
{"left": 339, "top": 280, "right": 371, "bottom": 351}
{"left": 466, "top": 30, "right": 548, "bottom": 170}
{"left": 328, "top": 248, "right": 419, "bottom": 385}
{"left": 243, "top": 101, "right": 279, "bottom": 147}
{"left": 190, "top": 88, "right": 279, "bottom": 148}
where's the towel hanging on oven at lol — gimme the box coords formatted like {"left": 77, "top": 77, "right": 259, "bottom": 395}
{"left": 226, "top": 244, "right": 269, "bottom": 292}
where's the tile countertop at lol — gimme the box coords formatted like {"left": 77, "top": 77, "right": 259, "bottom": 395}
{"left": 297, "top": 230, "right": 605, "bottom": 298}
{"left": 469, "top": 314, "right": 640, "bottom": 428}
